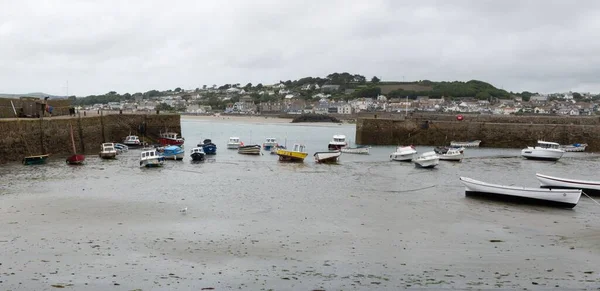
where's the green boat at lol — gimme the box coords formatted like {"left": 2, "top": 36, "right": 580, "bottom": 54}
{"left": 23, "top": 154, "right": 50, "bottom": 165}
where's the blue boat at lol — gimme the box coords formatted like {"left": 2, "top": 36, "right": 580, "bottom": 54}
{"left": 161, "top": 145, "right": 185, "bottom": 160}
{"left": 201, "top": 138, "right": 217, "bottom": 155}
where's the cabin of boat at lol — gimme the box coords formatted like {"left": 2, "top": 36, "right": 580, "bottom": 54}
{"left": 123, "top": 135, "right": 142, "bottom": 147}
{"left": 227, "top": 137, "right": 242, "bottom": 149}
{"left": 263, "top": 138, "right": 278, "bottom": 150}
{"left": 99, "top": 143, "right": 118, "bottom": 159}
{"left": 159, "top": 132, "right": 185, "bottom": 146}
{"left": 140, "top": 148, "right": 164, "bottom": 167}
{"left": 328, "top": 135, "right": 347, "bottom": 150}
{"left": 276, "top": 143, "right": 308, "bottom": 162}
{"left": 190, "top": 147, "right": 206, "bottom": 161}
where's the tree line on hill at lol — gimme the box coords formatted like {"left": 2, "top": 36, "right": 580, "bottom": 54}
{"left": 70, "top": 72, "right": 552, "bottom": 107}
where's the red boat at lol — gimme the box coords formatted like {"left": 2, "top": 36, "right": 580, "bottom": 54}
{"left": 66, "top": 123, "right": 85, "bottom": 165}
{"left": 66, "top": 154, "right": 85, "bottom": 165}
{"left": 158, "top": 132, "right": 185, "bottom": 146}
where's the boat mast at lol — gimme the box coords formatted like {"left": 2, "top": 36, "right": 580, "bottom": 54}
{"left": 70, "top": 122, "right": 77, "bottom": 154}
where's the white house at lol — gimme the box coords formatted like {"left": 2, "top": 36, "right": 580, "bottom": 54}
{"left": 337, "top": 104, "right": 353, "bottom": 114}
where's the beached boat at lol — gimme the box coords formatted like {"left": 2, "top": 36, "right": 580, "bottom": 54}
{"left": 238, "top": 145, "right": 261, "bottom": 155}
{"left": 438, "top": 148, "right": 464, "bottom": 161}
{"left": 560, "top": 143, "right": 587, "bottom": 152}
{"left": 190, "top": 147, "right": 206, "bottom": 161}
{"left": 23, "top": 154, "right": 50, "bottom": 165}
{"left": 66, "top": 123, "right": 85, "bottom": 165}
{"left": 460, "top": 176, "right": 581, "bottom": 208}
{"left": 521, "top": 140, "right": 564, "bottom": 161}
{"left": 140, "top": 148, "right": 164, "bottom": 167}
{"left": 390, "top": 146, "right": 417, "bottom": 162}
{"left": 114, "top": 143, "right": 128, "bottom": 154}
{"left": 434, "top": 146, "right": 464, "bottom": 154}
{"left": 276, "top": 144, "right": 308, "bottom": 162}
{"left": 536, "top": 173, "right": 600, "bottom": 195}
{"left": 450, "top": 140, "right": 481, "bottom": 147}
{"left": 161, "top": 145, "right": 185, "bottom": 160}
{"left": 200, "top": 138, "right": 217, "bottom": 155}
{"left": 227, "top": 137, "right": 242, "bottom": 149}
{"left": 262, "top": 138, "right": 278, "bottom": 151}
{"left": 270, "top": 145, "right": 286, "bottom": 155}
{"left": 123, "top": 135, "right": 143, "bottom": 148}
{"left": 158, "top": 132, "right": 185, "bottom": 146}
{"left": 314, "top": 150, "right": 342, "bottom": 163}
{"left": 412, "top": 151, "right": 439, "bottom": 168}
{"left": 328, "top": 135, "right": 348, "bottom": 150}
{"left": 340, "top": 146, "right": 370, "bottom": 155}
{"left": 99, "top": 143, "right": 118, "bottom": 159}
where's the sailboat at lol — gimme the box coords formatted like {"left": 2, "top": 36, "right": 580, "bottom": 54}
{"left": 66, "top": 122, "right": 85, "bottom": 165}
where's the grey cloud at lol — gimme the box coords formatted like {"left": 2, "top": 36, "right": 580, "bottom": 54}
{"left": 1, "top": 0, "right": 600, "bottom": 95}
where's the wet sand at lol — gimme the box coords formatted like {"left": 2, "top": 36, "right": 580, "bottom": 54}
{"left": 1, "top": 121, "right": 599, "bottom": 290}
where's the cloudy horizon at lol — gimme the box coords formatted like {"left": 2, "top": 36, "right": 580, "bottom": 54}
{"left": 1, "top": 0, "right": 599, "bottom": 96}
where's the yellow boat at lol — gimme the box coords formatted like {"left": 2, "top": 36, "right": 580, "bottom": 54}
{"left": 276, "top": 144, "right": 308, "bottom": 162}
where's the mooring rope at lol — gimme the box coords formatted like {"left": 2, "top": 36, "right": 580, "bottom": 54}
{"left": 582, "top": 191, "right": 600, "bottom": 206}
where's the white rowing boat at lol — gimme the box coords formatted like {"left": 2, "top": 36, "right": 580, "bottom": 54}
{"left": 536, "top": 173, "right": 600, "bottom": 195}
{"left": 460, "top": 177, "right": 581, "bottom": 208}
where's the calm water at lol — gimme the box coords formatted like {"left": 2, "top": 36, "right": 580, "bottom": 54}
{"left": 0, "top": 116, "right": 599, "bottom": 290}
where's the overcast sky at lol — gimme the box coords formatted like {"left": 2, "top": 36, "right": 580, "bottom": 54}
{"left": 1, "top": 0, "right": 599, "bottom": 96}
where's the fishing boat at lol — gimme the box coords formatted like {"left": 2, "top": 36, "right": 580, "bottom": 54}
{"left": 276, "top": 143, "right": 308, "bottom": 162}
{"left": 390, "top": 146, "right": 417, "bottom": 162}
{"left": 123, "top": 135, "right": 143, "bottom": 148}
{"left": 238, "top": 144, "right": 261, "bottom": 155}
{"left": 438, "top": 148, "right": 464, "bottom": 161}
{"left": 328, "top": 135, "right": 348, "bottom": 150}
{"left": 200, "top": 138, "right": 217, "bottom": 155}
{"left": 434, "top": 146, "right": 464, "bottom": 154}
{"left": 99, "top": 143, "right": 117, "bottom": 159}
{"left": 412, "top": 151, "right": 439, "bottom": 168}
{"left": 450, "top": 140, "right": 481, "bottom": 147}
{"left": 314, "top": 150, "right": 342, "bottom": 163}
{"left": 190, "top": 147, "right": 206, "bottom": 161}
{"left": 227, "top": 137, "right": 242, "bottom": 149}
{"left": 536, "top": 173, "right": 600, "bottom": 195}
{"left": 521, "top": 140, "right": 564, "bottom": 161}
{"left": 340, "top": 146, "right": 370, "bottom": 154}
{"left": 23, "top": 154, "right": 50, "bottom": 165}
{"left": 140, "top": 148, "right": 164, "bottom": 167}
{"left": 460, "top": 177, "right": 581, "bottom": 208}
{"left": 114, "top": 143, "right": 129, "bottom": 154}
{"left": 262, "top": 138, "right": 278, "bottom": 151}
{"left": 158, "top": 132, "right": 185, "bottom": 146}
{"left": 161, "top": 145, "right": 185, "bottom": 160}
{"left": 66, "top": 123, "right": 85, "bottom": 165}
{"left": 560, "top": 143, "right": 588, "bottom": 152}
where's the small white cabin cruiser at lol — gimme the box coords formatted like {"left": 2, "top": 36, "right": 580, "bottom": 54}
{"left": 438, "top": 147, "right": 463, "bottom": 161}
{"left": 328, "top": 135, "right": 348, "bottom": 150}
{"left": 521, "top": 141, "right": 564, "bottom": 161}
{"left": 227, "top": 137, "right": 242, "bottom": 149}
{"left": 390, "top": 146, "right": 417, "bottom": 162}
{"left": 412, "top": 151, "right": 439, "bottom": 168}
{"left": 99, "top": 143, "right": 117, "bottom": 159}
{"left": 140, "top": 148, "right": 164, "bottom": 167}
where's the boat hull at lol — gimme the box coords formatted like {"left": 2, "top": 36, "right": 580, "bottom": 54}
{"left": 140, "top": 158, "right": 164, "bottom": 167}
{"left": 521, "top": 148, "right": 564, "bottom": 161}
{"left": 203, "top": 144, "right": 217, "bottom": 155}
{"left": 191, "top": 153, "right": 206, "bottom": 161}
{"left": 66, "top": 154, "right": 85, "bottom": 165}
{"left": 561, "top": 144, "right": 587, "bottom": 152}
{"left": 238, "top": 145, "right": 261, "bottom": 155}
{"left": 162, "top": 153, "right": 185, "bottom": 160}
{"left": 450, "top": 140, "right": 481, "bottom": 147}
{"left": 99, "top": 152, "right": 117, "bottom": 159}
{"left": 340, "top": 147, "right": 370, "bottom": 154}
{"left": 536, "top": 173, "right": 600, "bottom": 195}
{"left": 439, "top": 153, "right": 463, "bottom": 161}
{"left": 413, "top": 158, "right": 439, "bottom": 168}
{"left": 227, "top": 143, "right": 241, "bottom": 149}
{"left": 158, "top": 138, "right": 184, "bottom": 146}
{"left": 276, "top": 149, "right": 308, "bottom": 162}
{"left": 460, "top": 177, "right": 581, "bottom": 208}
{"left": 390, "top": 152, "right": 415, "bottom": 162}
{"left": 314, "top": 151, "right": 341, "bottom": 163}
{"left": 328, "top": 144, "right": 346, "bottom": 150}
{"left": 23, "top": 154, "right": 49, "bottom": 165}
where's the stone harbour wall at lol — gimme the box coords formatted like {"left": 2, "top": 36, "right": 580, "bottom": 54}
{"left": 0, "top": 114, "right": 181, "bottom": 164}
{"left": 356, "top": 115, "right": 600, "bottom": 151}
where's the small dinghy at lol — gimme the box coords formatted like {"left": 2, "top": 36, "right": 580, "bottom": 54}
{"left": 460, "top": 177, "right": 581, "bottom": 208}
{"left": 341, "top": 146, "right": 370, "bottom": 155}
{"left": 412, "top": 151, "right": 439, "bottom": 168}
{"left": 314, "top": 150, "right": 342, "bottom": 163}
{"left": 238, "top": 145, "right": 261, "bottom": 155}
{"left": 536, "top": 173, "right": 600, "bottom": 195}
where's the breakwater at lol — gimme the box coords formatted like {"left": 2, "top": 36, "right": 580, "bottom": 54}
{"left": 0, "top": 114, "right": 181, "bottom": 164}
{"left": 356, "top": 114, "right": 600, "bottom": 151}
